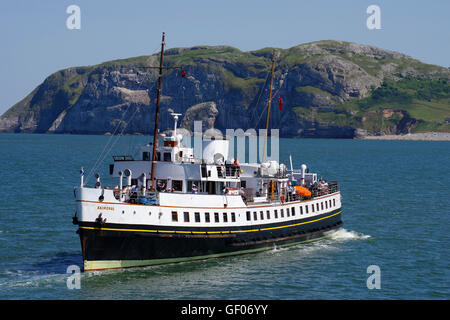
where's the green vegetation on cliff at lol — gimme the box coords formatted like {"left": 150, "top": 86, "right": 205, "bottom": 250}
{"left": 333, "top": 78, "right": 450, "bottom": 133}
{"left": 0, "top": 40, "right": 449, "bottom": 136}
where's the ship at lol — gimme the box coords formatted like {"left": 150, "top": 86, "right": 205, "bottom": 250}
{"left": 72, "top": 33, "right": 343, "bottom": 271}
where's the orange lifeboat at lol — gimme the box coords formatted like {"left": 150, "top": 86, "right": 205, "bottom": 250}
{"left": 295, "top": 186, "right": 312, "bottom": 197}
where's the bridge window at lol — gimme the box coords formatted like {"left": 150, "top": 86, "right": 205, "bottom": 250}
{"left": 274, "top": 210, "right": 278, "bottom": 218}
{"left": 164, "top": 152, "right": 171, "bottom": 162}
{"left": 231, "top": 212, "right": 236, "bottom": 222}
{"left": 292, "top": 207, "right": 296, "bottom": 216}
{"left": 305, "top": 205, "right": 309, "bottom": 214}
{"left": 281, "top": 209, "right": 284, "bottom": 218}
{"left": 195, "top": 212, "right": 200, "bottom": 223}
{"left": 143, "top": 152, "right": 151, "bottom": 161}
{"left": 316, "top": 203, "right": 320, "bottom": 211}
{"left": 183, "top": 212, "right": 190, "bottom": 222}
{"left": 201, "top": 165, "right": 207, "bottom": 178}
{"left": 223, "top": 212, "right": 228, "bottom": 223}
{"left": 253, "top": 212, "right": 257, "bottom": 221}
{"left": 172, "top": 180, "right": 183, "bottom": 192}
{"left": 333, "top": 199, "right": 336, "bottom": 207}
{"left": 321, "top": 202, "right": 324, "bottom": 210}
{"left": 214, "top": 212, "right": 220, "bottom": 223}
{"left": 311, "top": 204, "right": 315, "bottom": 213}
{"left": 172, "top": 211, "right": 178, "bottom": 222}
{"left": 260, "top": 211, "right": 264, "bottom": 220}
{"left": 266, "top": 210, "right": 270, "bottom": 219}
{"left": 300, "top": 206, "right": 303, "bottom": 215}
{"left": 246, "top": 211, "right": 251, "bottom": 221}
{"left": 205, "top": 212, "right": 210, "bottom": 223}
{"left": 156, "top": 179, "right": 166, "bottom": 191}
{"left": 188, "top": 180, "right": 201, "bottom": 193}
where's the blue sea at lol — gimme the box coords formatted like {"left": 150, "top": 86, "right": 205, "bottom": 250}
{"left": 0, "top": 133, "right": 448, "bottom": 299}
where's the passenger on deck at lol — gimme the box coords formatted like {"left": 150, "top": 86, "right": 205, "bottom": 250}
{"left": 256, "top": 188, "right": 262, "bottom": 197}
{"left": 321, "top": 179, "right": 329, "bottom": 194}
{"left": 232, "top": 158, "right": 240, "bottom": 177}
{"left": 156, "top": 181, "right": 166, "bottom": 192}
{"left": 192, "top": 184, "right": 198, "bottom": 194}
{"left": 239, "top": 187, "right": 246, "bottom": 201}
{"left": 287, "top": 182, "right": 294, "bottom": 201}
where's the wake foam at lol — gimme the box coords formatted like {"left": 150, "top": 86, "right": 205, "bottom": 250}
{"left": 326, "top": 228, "right": 371, "bottom": 241}
{"left": 267, "top": 228, "right": 370, "bottom": 258}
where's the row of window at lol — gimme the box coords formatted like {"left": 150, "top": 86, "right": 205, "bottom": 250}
{"left": 244, "top": 198, "right": 336, "bottom": 222}
{"left": 172, "top": 211, "right": 237, "bottom": 223}
{"left": 171, "top": 198, "right": 336, "bottom": 224}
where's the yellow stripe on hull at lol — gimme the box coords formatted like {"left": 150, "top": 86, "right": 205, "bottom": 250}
{"left": 79, "top": 211, "right": 341, "bottom": 235}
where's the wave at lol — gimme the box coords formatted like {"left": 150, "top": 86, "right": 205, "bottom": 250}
{"left": 264, "top": 228, "right": 370, "bottom": 261}
{"left": 0, "top": 271, "right": 68, "bottom": 291}
{"left": 325, "top": 228, "right": 371, "bottom": 241}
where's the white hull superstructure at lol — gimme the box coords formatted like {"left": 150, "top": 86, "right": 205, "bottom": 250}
{"left": 76, "top": 188, "right": 341, "bottom": 233}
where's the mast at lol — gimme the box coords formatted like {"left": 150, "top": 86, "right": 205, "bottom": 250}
{"left": 150, "top": 32, "right": 166, "bottom": 190}
{"left": 262, "top": 50, "right": 277, "bottom": 163}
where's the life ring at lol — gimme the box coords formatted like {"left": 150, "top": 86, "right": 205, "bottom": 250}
{"left": 280, "top": 195, "right": 285, "bottom": 203}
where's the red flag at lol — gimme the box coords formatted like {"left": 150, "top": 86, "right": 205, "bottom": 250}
{"left": 181, "top": 71, "right": 187, "bottom": 78}
{"left": 278, "top": 96, "right": 283, "bottom": 111}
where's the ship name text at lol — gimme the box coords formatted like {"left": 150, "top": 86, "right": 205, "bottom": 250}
{"left": 97, "top": 206, "right": 114, "bottom": 211}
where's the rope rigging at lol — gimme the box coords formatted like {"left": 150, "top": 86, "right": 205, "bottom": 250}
{"left": 248, "top": 69, "right": 271, "bottom": 127}
{"left": 84, "top": 103, "right": 140, "bottom": 186}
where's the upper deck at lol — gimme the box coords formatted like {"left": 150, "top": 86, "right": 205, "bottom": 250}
{"left": 83, "top": 112, "right": 337, "bottom": 208}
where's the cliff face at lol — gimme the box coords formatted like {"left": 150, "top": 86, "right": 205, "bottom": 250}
{"left": 1, "top": 40, "right": 449, "bottom": 137}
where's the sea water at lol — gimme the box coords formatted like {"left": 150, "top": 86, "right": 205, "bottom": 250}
{"left": 0, "top": 133, "right": 448, "bottom": 299}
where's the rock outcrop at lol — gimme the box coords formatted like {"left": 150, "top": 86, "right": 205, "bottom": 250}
{"left": 1, "top": 40, "right": 449, "bottom": 137}
{"left": 180, "top": 101, "right": 219, "bottom": 132}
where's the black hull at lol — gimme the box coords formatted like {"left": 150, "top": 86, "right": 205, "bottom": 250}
{"left": 78, "top": 209, "right": 342, "bottom": 271}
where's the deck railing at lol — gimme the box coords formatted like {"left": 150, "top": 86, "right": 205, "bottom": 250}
{"left": 115, "top": 181, "right": 339, "bottom": 206}
{"left": 309, "top": 181, "right": 339, "bottom": 198}
{"left": 245, "top": 181, "right": 339, "bottom": 204}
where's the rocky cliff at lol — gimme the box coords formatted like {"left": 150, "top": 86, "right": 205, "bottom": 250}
{"left": 1, "top": 40, "right": 449, "bottom": 137}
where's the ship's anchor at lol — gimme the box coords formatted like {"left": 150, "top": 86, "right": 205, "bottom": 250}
{"left": 72, "top": 211, "right": 78, "bottom": 225}
{"left": 95, "top": 213, "right": 107, "bottom": 225}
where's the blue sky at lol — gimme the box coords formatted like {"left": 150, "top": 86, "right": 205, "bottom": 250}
{"left": 0, "top": 0, "right": 449, "bottom": 115}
